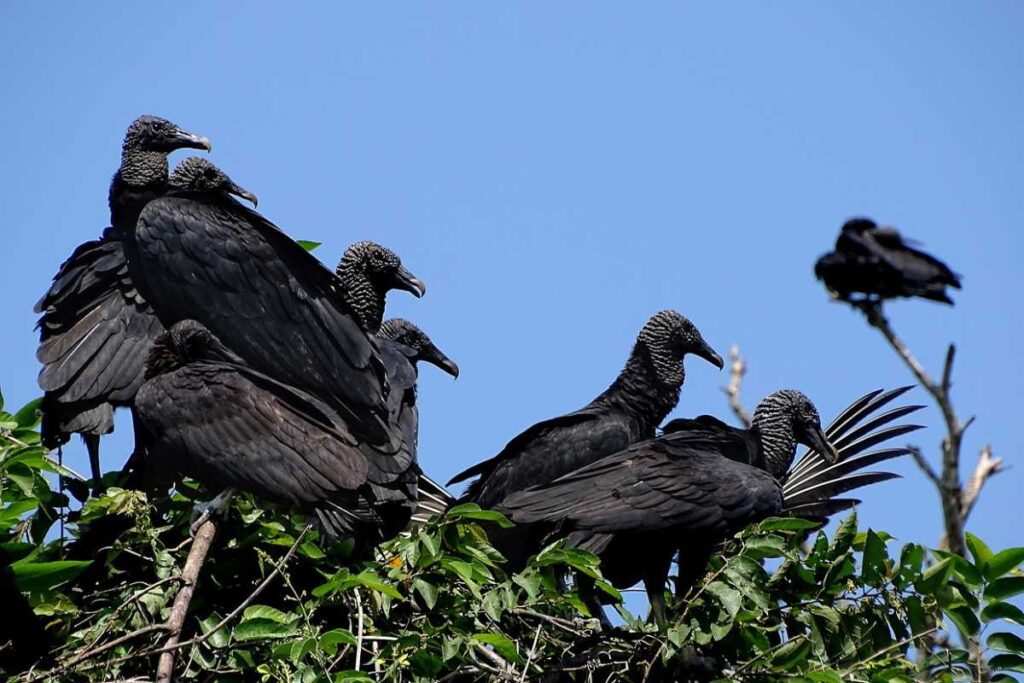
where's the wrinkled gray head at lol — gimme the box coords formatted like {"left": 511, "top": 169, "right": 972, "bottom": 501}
{"left": 145, "top": 320, "right": 244, "bottom": 379}
{"left": 636, "top": 310, "right": 724, "bottom": 386}
{"left": 336, "top": 242, "right": 426, "bottom": 334}
{"left": 379, "top": 318, "right": 459, "bottom": 378}
{"left": 123, "top": 115, "right": 212, "bottom": 155}
{"left": 169, "top": 157, "right": 258, "bottom": 206}
{"left": 753, "top": 389, "right": 838, "bottom": 478}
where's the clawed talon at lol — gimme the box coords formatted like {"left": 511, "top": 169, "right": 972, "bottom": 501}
{"left": 189, "top": 488, "right": 235, "bottom": 535}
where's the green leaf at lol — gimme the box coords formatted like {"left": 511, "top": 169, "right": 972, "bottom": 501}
{"left": 10, "top": 560, "right": 90, "bottom": 593}
{"left": 334, "top": 671, "right": 374, "bottom": 683}
{"left": 944, "top": 605, "right": 980, "bottom": 637}
{"left": 916, "top": 557, "right": 954, "bottom": 594}
{"left": 319, "top": 629, "right": 357, "bottom": 656}
{"left": 705, "top": 581, "right": 742, "bottom": 620}
{"left": 473, "top": 632, "right": 520, "bottom": 664}
{"left": 986, "top": 576, "right": 1024, "bottom": 602}
{"left": 233, "top": 618, "right": 298, "bottom": 641}
{"left": 985, "top": 548, "right": 1024, "bottom": 580}
{"left": 758, "top": 517, "right": 820, "bottom": 532}
{"left": 772, "top": 638, "right": 811, "bottom": 670}
{"left": 807, "top": 671, "right": 845, "bottom": 683}
{"left": 983, "top": 602, "right": 1024, "bottom": 627}
{"left": 451, "top": 508, "right": 514, "bottom": 528}
{"left": 965, "top": 532, "right": 994, "bottom": 571}
{"left": 861, "top": 529, "right": 887, "bottom": 586}
{"left": 828, "top": 510, "right": 857, "bottom": 560}
{"left": 296, "top": 240, "right": 322, "bottom": 252}
{"left": 198, "top": 614, "right": 230, "bottom": 649}
{"left": 988, "top": 632, "right": 1024, "bottom": 654}
{"left": 413, "top": 578, "right": 438, "bottom": 609}
{"left": 14, "top": 398, "right": 42, "bottom": 429}
{"left": 242, "top": 604, "right": 291, "bottom": 624}
{"left": 989, "top": 653, "right": 1024, "bottom": 674}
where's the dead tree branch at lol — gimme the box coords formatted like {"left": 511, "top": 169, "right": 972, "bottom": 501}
{"left": 155, "top": 518, "right": 218, "bottom": 683}
{"left": 722, "top": 345, "right": 753, "bottom": 429}
{"left": 855, "top": 302, "right": 1001, "bottom": 557}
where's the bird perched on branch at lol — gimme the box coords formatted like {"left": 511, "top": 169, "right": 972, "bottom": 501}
{"left": 36, "top": 115, "right": 212, "bottom": 493}
{"left": 448, "top": 310, "right": 723, "bottom": 570}
{"left": 815, "top": 218, "right": 962, "bottom": 305}
{"left": 501, "top": 387, "right": 922, "bottom": 628}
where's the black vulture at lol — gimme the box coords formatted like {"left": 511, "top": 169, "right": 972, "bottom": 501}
{"left": 374, "top": 318, "right": 460, "bottom": 534}
{"left": 35, "top": 116, "right": 211, "bottom": 491}
{"left": 501, "top": 387, "right": 922, "bottom": 628}
{"left": 335, "top": 242, "right": 426, "bottom": 332}
{"left": 130, "top": 158, "right": 395, "bottom": 447}
{"left": 447, "top": 310, "right": 723, "bottom": 569}
{"left": 135, "top": 320, "right": 380, "bottom": 539}
{"left": 815, "top": 217, "right": 962, "bottom": 305}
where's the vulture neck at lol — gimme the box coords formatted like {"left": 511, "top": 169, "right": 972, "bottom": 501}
{"left": 591, "top": 341, "right": 682, "bottom": 437}
{"left": 108, "top": 149, "right": 169, "bottom": 231}
{"left": 752, "top": 402, "right": 797, "bottom": 479}
{"left": 336, "top": 265, "right": 384, "bottom": 334}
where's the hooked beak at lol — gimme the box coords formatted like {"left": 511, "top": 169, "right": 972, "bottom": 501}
{"left": 392, "top": 266, "right": 427, "bottom": 298}
{"left": 801, "top": 423, "right": 839, "bottom": 464}
{"left": 423, "top": 344, "right": 459, "bottom": 378}
{"left": 694, "top": 340, "right": 725, "bottom": 370}
{"left": 173, "top": 128, "right": 213, "bottom": 152}
{"left": 228, "top": 182, "right": 258, "bottom": 207}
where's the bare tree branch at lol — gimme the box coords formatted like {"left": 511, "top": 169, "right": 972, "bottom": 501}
{"left": 722, "top": 345, "right": 752, "bottom": 429}
{"left": 155, "top": 518, "right": 218, "bottom": 683}
{"left": 961, "top": 445, "right": 1003, "bottom": 525}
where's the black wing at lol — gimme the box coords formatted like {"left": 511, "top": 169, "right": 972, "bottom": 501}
{"left": 135, "top": 361, "right": 371, "bottom": 510}
{"left": 36, "top": 229, "right": 164, "bottom": 443}
{"left": 869, "top": 228, "right": 961, "bottom": 288}
{"left": 449, "top": 407, "right": 633, "bottom": 509}
{"left": 501, "top": 434, "right": 782, "bottom": 538}
{"left": 134, "top": 194, "right": 390, "bottom": 443}
{"left": 661, "top": 415, "right": 760, "bottom": 465}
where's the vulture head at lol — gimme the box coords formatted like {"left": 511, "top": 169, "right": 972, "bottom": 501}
{"left": 754, "top": 389, "right": 838, "bottom": 478}
{"left": 122, "top": 115, "right": 212, "bottom": 154}
{"left": 380, "top": 318, "right": 459, "bottom": 378}
{"left": 170, "top": 157, "right": 258, "bottom": 206}
{"left": 638, "top": 309, "right": 723, "bottom": 378}
{"left": 145, "top": 320, "right": 245, "bottom": 379}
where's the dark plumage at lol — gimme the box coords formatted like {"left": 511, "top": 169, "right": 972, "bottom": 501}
{"left": 815, "top": 218, "right": 962, "bottom": 305}
{"left": 35, "top": 115, "right": 211, "bottom": 491}
{"left": 501, "top": 387, "right": 922, "bottom": 627}
{"left": 374, "top": 318, "right": 460, "bottom": 534}
{"left": 448, "top": 310, "right": 723, "bottom": 569}
{"left": 130, "top": 158, "right": 394, "bottom": 446}
{"left": 135, "top": 320, "right": 378, "bottom": 538}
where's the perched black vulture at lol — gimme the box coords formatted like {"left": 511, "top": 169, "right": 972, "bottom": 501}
{"left": 36, "top": 115, "right": 211, "bottom": 491}
{"left": 447, "top": 310, "right": 723, "bottom": 569}
{"left": 135, "top": 320, "right": 380, "bottom": 538}
{"left": 330, "top": 242, "right": 455, "bottom": 537}
{"left": 501, "top": 387, "right": 922, "bottom": 627}
{"left": 374, "top": 318, "right": 460, "bottom": 533}
{"left": 815, "top": 218, "right": 962, "bottom": 305}
{"left": 130, "top": 158, "right": 394, "bottom": 446}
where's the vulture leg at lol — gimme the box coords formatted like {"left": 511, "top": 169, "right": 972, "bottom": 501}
{"left": 190, "top": 488, "right": 235, "bottom": 535}
{"left": 644, "top": 548, "right": 676, "bottom": 631}
{"left": 84, "top": 433, "right": 103, "bottom": 495}
{"left": 575, "top": 572, "right": 615, "bottom": 631}
{"left": 674, "top": 543, "right": 715, "bottom": 601}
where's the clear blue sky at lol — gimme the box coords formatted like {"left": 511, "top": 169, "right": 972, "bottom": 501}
{"left": 1, "top": 3, "right": 1020, "bottom": 562}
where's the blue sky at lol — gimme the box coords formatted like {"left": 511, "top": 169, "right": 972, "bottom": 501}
{"left": 0, "top": 2, "right": 1021, "bottom": 565}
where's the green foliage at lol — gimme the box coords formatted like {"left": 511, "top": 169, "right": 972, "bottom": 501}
{"left": 1, "top": 393, "right": 1022, "bottom": 682}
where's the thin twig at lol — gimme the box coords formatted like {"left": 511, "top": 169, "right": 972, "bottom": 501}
{"left": 907, "top": 445, "right": 941, "bottom": 486}
{"left": 519, "top": 624, "right": 543, "bottom": 682}
{"left": 721, "top": 345, "right": 753, "bottom": 428}
{"left": 155, "top": 518, "right": 219, "bottom": 683}
{"left": 473, "top": 642, "right": 515, "bottom": 678}
{"left": 354, "top": 589, "right": 365, "bottom": 671}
